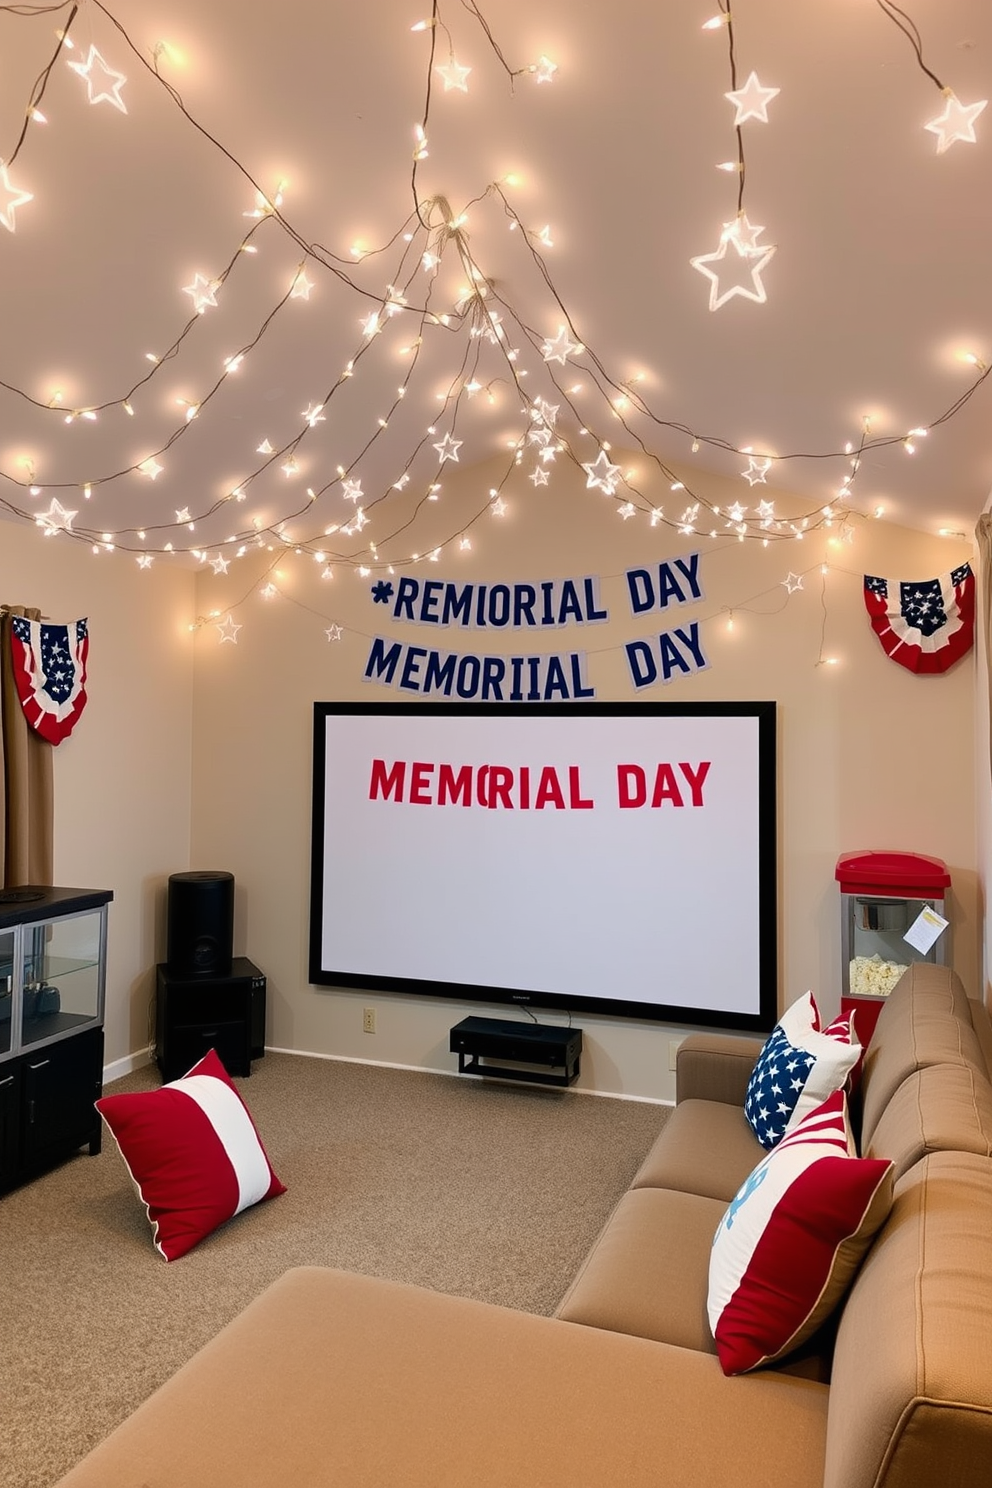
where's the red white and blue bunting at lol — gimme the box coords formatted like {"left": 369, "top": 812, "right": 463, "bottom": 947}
{"left": 9, "top": 616, "right": 89, "bottom": 743}
{"left": 863, "top": 565, "right": 974, "bottom": 675}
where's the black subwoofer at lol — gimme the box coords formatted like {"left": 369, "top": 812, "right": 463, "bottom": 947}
{"left": 166, "top": 870, "right": 235, "bottom": 978}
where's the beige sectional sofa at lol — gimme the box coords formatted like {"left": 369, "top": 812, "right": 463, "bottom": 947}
{"left": 56, "top": 965, "right": 992, "bottom": 1487}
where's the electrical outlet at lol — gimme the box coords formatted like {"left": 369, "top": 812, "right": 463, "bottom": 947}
{"left": 669, "top": 1039, "right": 683, "bottom": 1072}
{"left": 363, "top": 1006, "right": 376, "bottom": 1034}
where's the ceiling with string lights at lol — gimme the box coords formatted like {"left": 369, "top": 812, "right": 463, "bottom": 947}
{"left": 1, "top": 0, "right": 990, "bottom": 575}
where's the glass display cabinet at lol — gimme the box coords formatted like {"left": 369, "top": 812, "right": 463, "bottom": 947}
{"left": 836, "top": 851, "right": 950, "bottom": 1045}
{"left": 0, "top": 885, "right": 112, "bottom": 1191}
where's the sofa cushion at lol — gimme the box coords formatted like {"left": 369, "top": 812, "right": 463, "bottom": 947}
{"left": 556, "top": 1185, "right": 833, "bottom": 1382}
{"left": 743, "top": 992, "right": 860, "bottom": 1149}
{"left": 860, "top": 969, "right": 988, "bottom": 1146}
{"left": 96, "top": 1048, "right": 286, "bottom": 1261}
{"left": 52, "top": 1266, "right": 830, "bottom": 1488}
{"left": 863, "top": 1061, "right": 992, "bottom": 1178}
{"left": 631, "top": 1098, "right": 764, "bottom": 1203}
{"left": 708, "top": 1090, "right": 893, "bottom": 1376}
{"left": 823, "top": 1151, "right": 992, "bottom": 1488}
{"left": 556, "top": 1186, "right": 726, "bottom": 1353}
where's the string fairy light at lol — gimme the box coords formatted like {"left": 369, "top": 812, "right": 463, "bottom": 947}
{"left": 0, "top": 0, "right": 983, "bottom": 592}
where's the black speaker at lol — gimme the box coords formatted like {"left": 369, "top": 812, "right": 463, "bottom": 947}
{"left": 166, "top": 871, "right": 234, "bottom": 978}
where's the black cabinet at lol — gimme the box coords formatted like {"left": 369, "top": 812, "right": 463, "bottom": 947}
{"left": 155, "top": 958, "right": 266, "bottom": 1083}
{"left": 0, "top": 886, "right": 112, "bottom": 1192}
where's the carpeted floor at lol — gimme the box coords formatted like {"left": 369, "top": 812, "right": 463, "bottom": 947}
{"left": 0, "top": 1053, "right": 669, "bottom": 1488}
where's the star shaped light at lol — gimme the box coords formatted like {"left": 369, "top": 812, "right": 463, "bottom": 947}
{"left": 532, "top": 56, "right": 558, "bottom": 83}
{"left": 617, "top": 502, "right": 636, "bottom": 520}
{"left": 541, "top": 326, "right": 581, "bottom": 364}
{"left": 216, "top": 614, "right": 242, "bottom": 644}
{"left": 36, "top": 499, "right": 77, "bottom": 535}
{"left": 342, "top": 478, "right": 363, "bottom": 503}
{"left": 0, "top": 161, "right": 32, "bottom": 232}
{"left": 210, "top": 554, "right": 230, "bottom": 574}
{"left": 183, "top": 274, "right": 219, "bottom": 314}
{"left": 690, "top": 235, "right": 776, "bottom": 311}
{"left": 924, "top": 92, "right": 987, "bottom": 153}
{"left": 437, "top": 59, "right": 471, "bottom": 92}
{"left": 433, "top": 433, "right": 462, "bottom": 462}
{"left": 742, "top": 457, "right": 772, "bottom": 485}
{"left": 721, "top": 212, "right": 767, "bottom": 254}
{"left": 582, "top": 450, "right": 622, "bottom": 494}
{"left": 325, "top": 624, "right": 343, "bottom": 642}
{"left": 491, "top": 496, "right": 508, "bottom": 516}
{"left": 136, "top": 554, "right": 154, "bottom": 569}
{"left": 782, "top": 572, "right": 804, "bottom": 594}
{"left": 138, "top": 457, "right": 163, "bottom": 480}
{"left": 529, "top": 466, "right": 550, "bottom": 487}
{"left": 725, "top": 71, "right": 780, "bottom": 125}
{"left": 175, "top": 507, "right": 192, "bottom": 524}
{"left": 291, "top": 270, "right": 313, "bottom": 299}
{"left": 68, "top": 46, "right": 128, "bottom": 112}
{"left": 302, "top": 403, "right": 325, "bottom": 427}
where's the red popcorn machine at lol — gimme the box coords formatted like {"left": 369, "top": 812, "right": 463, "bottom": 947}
{"left": 836, "top": 850, "right": 951, "bottom": 1046}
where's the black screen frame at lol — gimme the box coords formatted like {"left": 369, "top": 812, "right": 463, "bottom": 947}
{"left": 309, "top": 700, "right": 777, "bottom": 1033}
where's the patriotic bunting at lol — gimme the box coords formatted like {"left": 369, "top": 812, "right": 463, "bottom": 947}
{"left": 9, "top": 615, "right": 89, "bottom": 744}
{"left": 863, "top": 564, "right": 974, "bottom": 675}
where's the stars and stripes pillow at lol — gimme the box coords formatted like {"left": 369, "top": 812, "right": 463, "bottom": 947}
{"left": 96, "top": 1048, "right": 285, "bottom": 1261}
{"left": 708, "top": 1089, "right": 894, "bottom": 1375}
{"left": 743, "top": 991, "right": 861, "bottom": 1149}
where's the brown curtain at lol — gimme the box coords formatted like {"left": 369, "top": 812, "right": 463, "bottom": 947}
{"left": 0, "top": 605, "right": 54, "bottom": 888}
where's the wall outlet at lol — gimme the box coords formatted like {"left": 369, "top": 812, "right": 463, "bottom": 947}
{"left": 669, "top": 1039, "right": 683, "bottom": 1072}
{"left": 363, "top": 1006, "right": 376, "bottom": 1034}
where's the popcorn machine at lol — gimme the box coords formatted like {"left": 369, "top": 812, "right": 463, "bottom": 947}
{"left": 836, "top": 850, "right": 950, "bottom": 1045}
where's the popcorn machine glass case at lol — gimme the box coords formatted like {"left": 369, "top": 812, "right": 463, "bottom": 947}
{"left": 836, "top": 851, "right": 950, "bottom": 1039}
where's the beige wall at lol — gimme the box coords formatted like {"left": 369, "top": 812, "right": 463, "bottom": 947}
{"left": 0, "top": 523, "right": 195, "bottom": 1069}
{"left": 187, "top": 456, "right": 978, "bottom": 1100}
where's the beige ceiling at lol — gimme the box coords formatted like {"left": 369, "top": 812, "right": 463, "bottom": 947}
{"left": 1, "top": 0, "right": 990, "bottom": 565}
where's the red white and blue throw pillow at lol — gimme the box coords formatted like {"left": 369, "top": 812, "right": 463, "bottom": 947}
{"left": 96, "top": 1048, "right": 285, "bottom": 1261}
{"left": 708, "top": 1089, "right": 893, "bottom": 1375}
{"left": 743, "top": 991, "right": 860, "bottom": 1149}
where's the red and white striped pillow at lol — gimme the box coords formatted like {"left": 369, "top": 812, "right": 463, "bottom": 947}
{"left": 708, "top": 1088, "right": 892, "bottom": 1374}
{"left": 96, "top": 1049, "right": 285, "bottom": 1261}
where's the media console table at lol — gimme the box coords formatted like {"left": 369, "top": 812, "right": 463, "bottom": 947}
{"left": 449, "top": 1016, "right": 582, "bottom": 1089}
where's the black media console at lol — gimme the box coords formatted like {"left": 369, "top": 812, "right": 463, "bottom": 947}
{"left": 449, "top": 1016, "right": 582, "bottom": 1089}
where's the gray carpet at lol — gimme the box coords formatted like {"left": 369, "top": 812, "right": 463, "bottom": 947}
{"left": 0, "top": 1054, "right": 669, "bottom": 1488}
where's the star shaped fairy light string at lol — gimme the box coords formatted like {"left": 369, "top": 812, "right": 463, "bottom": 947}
{"left": 742, "top": 456, "right": 772, "bottom": 485}
{"left": 690, "top": 235, "right": 776, "bottom": 311}
{"left": 437, "top": 59, "right": 471, "bottom": 92}
{"left": 725, "top": 72, "right": 780, "bottom": 125}
{"left": 0, "top": 161, "right": 32, "bottom": 232}
{"left": 36, "top": 499, "right": 77, "bottom": 535}
{"left": 136, "top": 554, "right": 153, "bottom": 569}
{"left": 722, "top": 212, "right": 767, "bottom": 254}
{"left": 582, "top": 450, "right": 623, "bottom": 494}
{"left": 290, "top": 270, "right": 313, "bottom": 300}
{"left": 529, "top": 466, "right": 550, "bottom": 486}
{"left": 541, "top": 326, "right": 581, "bottom": 365}
{"left": 782, "top": 572, "right": 804, "bottom": 594}
{"left": 325, "top": 624, "right": 343, "bottom": 642}
{"left": 433, "top": 432, "right": 462, "bottom": 462}
{"left": 210, "top": 554, "right": 230, "bottom": 574}
{"left": 216, "top": 614, "right": 241, "bottom": 644}
{"left": 924, "top": 92, "right": 988, "bottom": 153}
{"left": 341, "top": 478, "right": 363, "bottom": 503}
{"left": 183, "top": 274, "right": 220, "bottom": 313}
{"left": 67, "top": 46, "right": 128, "bottom": 113}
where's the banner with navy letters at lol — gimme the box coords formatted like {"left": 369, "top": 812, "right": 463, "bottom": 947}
{"left": 363, "top": 556, "right": 707, "bottom": 700}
